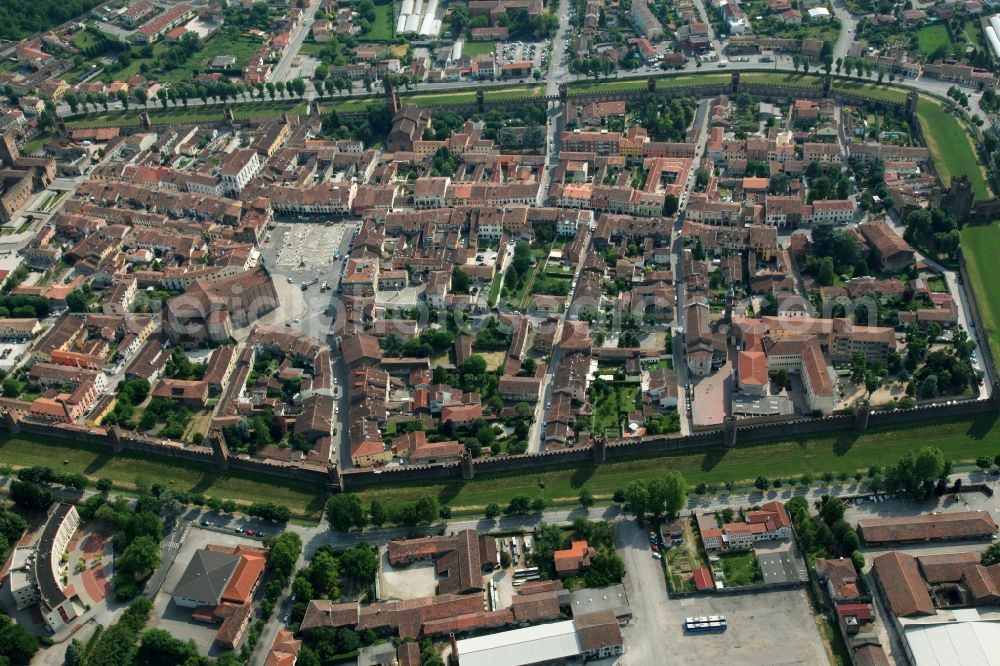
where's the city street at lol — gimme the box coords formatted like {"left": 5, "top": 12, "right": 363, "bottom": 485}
{"left": 270, "top": 0, "right": 323, "bottom": 82}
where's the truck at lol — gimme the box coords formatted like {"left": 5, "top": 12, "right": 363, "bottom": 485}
{"left": 301, "top": 278, "right": 318, "bottom": 291}
{"left": 320, "top": 281, "right": 329, "bottom": 292}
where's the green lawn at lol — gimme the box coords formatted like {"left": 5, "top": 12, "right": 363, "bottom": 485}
{"left": 659, "top": 73, "right": 731, "bottom": 89}
{"left": 831, "top": 80, "right": 907, "bottom": 104}
{"left": 591, "top": 383, "right": 640, "bottom": 438}
{"left": 741, "top": 72, "right": 824, "bottom": 86}
{"left": 405, "top": 91, "right": 478, "bottom": 106}
{"left": 963, "top": 19, "right": 983, "bottom": 46}
{"left": 352, "top": 414, "right": 1000, "bottom": 512}
{"left": 23, "top": 132, "right": 53, "bottom": 154}
{"left": 719, "top": 551, "right": 763, "bottom": 586}
{"left": 569, "top": 79, "right": 649, "bottom": 94}
{"left": 462, "top": 41, "right": 495, "bottom": 57}
{"left": 71, "top": 29, "right": 102, "bottom": 50}
{"left": 298, "top": 41, "right": 326, "bottom": 57}
{"left": 961, "top": 222, "right": 1000, "bottom": 363}
{"left": 916, "top": 97, "right": 989, "bottom": 199}
{"left": 916, "top": 24, "right": 952, "bottom": 58}
{"left": 486, "top": 85, "right": 546, "bottom": 101}
{"left": 359, "top": 2, "right": 394, "bottom": 41}
{"left": 487, "top": 271, "right": 504, "bottom": 307}
{"left": 325, "top": 97, "right": 381, "bottom": 112}
{"left": 0, "top": 433, "right": 326, "bottom": 521}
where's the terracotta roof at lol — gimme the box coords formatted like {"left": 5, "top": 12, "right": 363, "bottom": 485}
{"left": 962, "top": 563, "right": 1000, "bottom": 602}
{"left": 264, "top": 630, "right": 302, "bottom": 666}
{"left": 693, "top": 567, "right": 714, "bottom": 591}
{"left": 859, "top": 512, "right": 997, "bottom": 545}
{"left": 340, "top": 333, "right": 382, "bottom": 367}
{"left": 573, "top": 610, "right": 623, "bottom": 652}
{"left": 221, "top": 550, "right": 265, "bottom": 605}
{"left": 916, "top": 551, "right": 979, "bottom": 583}
{"left": 300, "top": 601, "right": 359, "bottom": 632}
{"left": 852, "top": 644, "right": 891, "bottom": 666}
{"left": 511, "top": 590, "right": 561, "bottom": 622}
{"left": 872, "top": 551, "right": 933, "bottom": 617}
{"left": 554, "top": 540, "right": 595, "bottom": 576}
{"left": 738, "top": 350, "right": 768, "bottom": 386}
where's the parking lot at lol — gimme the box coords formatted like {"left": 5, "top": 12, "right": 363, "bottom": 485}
{"left": 498, "top": 41, "right": 548, "bottom": 70}
{"left": 0, "top": 341, "right": 29, "bottom": 371}
{"left": 273, "top": 223, "right": 347, "bottom": 272}
{"left": 616, "top": 519, "right": 826, "bottom": 665}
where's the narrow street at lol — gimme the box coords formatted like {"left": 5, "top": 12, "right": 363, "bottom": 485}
{"left": 671, "top": 98, "right": 712, "bottom": 436}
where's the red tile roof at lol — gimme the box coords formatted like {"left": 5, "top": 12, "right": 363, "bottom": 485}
{"left": 693, "top": 567, "right": 714, "bottom": 591}
{"left": 872, "top": 551, "right": 933, "bottom": 617}
{"left": 859, "top": 511, "right": 997, "bottom": 545}
{"left": 554, "top": 540, "right": 595, "bottom": 576}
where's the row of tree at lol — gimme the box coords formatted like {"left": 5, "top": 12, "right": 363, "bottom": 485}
{"left": 617, "top": 472, "right": 689, "bottom": 519}
{"left": 326, "top": 493, "right": 444, "bottom": 532}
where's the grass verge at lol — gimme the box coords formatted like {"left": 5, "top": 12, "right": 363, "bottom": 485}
{"left": 65, "top": 101, "right": 306, "bottom": 128}
{"left": 352, "top": 414, "right": 1000, "bottom": 513}
{"left": 961, "top": 222, "right": 1000, "bottom": 363}
{"left": 916, "top": 97, "right": 989, "bottom": 199}
{"left": 830, "top": 80, "right": 907, "bottom": 103}
{"left": 0, "top": 432, "right": 326, "bottom": 521}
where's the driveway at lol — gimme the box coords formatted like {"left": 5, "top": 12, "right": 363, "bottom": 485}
{"left": 615, "top": 519, "right": 670, "bottom": 665}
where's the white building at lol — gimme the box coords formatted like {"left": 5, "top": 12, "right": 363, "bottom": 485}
{"left": 455, "top": 612, "right": 624, "bottom": 665}
{"left": 219, "top": 149, "right": 261, "bottom": 195}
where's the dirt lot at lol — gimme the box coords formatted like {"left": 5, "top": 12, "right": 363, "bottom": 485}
{"left": 378, "top": 550, "right": 439, "bottom": 600}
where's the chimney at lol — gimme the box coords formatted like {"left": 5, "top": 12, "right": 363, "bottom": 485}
{"left": 448, "top": 632, "right": 459, "bottom": 665}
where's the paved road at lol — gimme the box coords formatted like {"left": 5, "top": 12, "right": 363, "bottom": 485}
{"left": 830, "top": 0, "right": 860, "bottom": 66}
{"left": 615, "top": 518, "right": 668, "bottom": 666}
{"left": 690, "top": 0, "right": 724, "bottom": 56}
{"left": 54, "top": 42, "right": 992, "bottom": 122}
{"left": 271, "top": 0, "right": 323, "bottom": 82}
{"left": 671, "top": 98, "right": 712, "bottom": 436}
